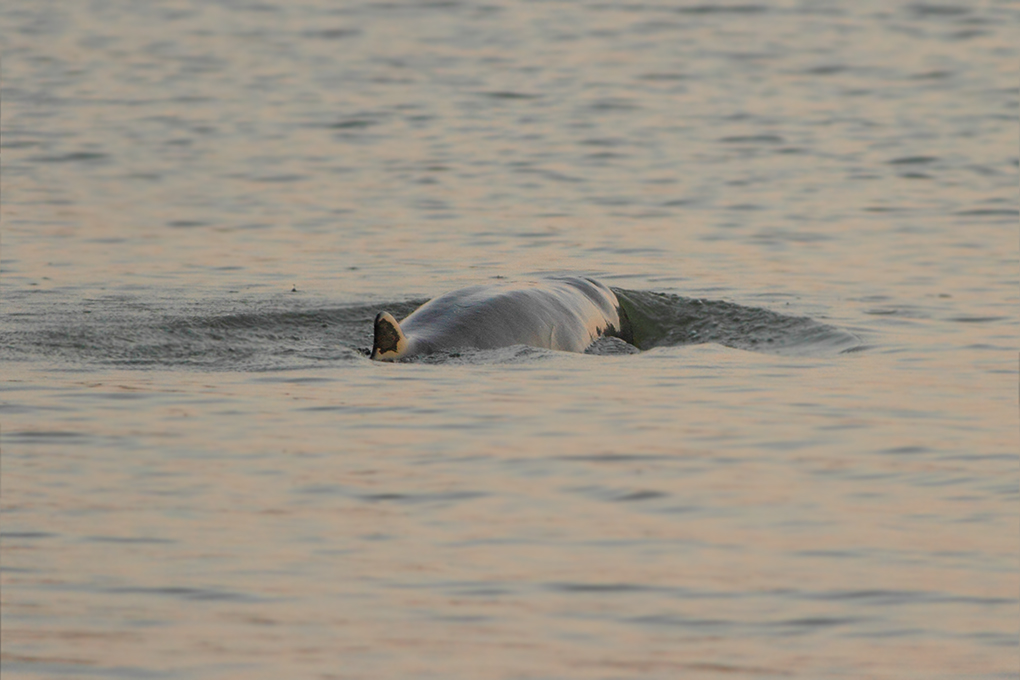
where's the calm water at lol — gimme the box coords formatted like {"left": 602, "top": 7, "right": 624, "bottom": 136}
{"left": 2, "top": 1, "right": 1017, "bottom": 678}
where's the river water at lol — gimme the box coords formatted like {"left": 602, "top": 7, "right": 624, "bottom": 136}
{"left": 1, "top": 1, "right": 1017, "bottom": 678}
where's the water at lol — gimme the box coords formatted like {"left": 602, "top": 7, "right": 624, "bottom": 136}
{"left": 2, "top": 1, "right": 1017, "bottom": 678}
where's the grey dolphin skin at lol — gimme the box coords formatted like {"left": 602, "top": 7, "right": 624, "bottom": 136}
{"left": 370, "top": 276, "right": 634, "bottom": 361}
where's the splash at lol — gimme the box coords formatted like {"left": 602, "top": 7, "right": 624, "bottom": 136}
{"left": 613, "top": 288, "right": 860, "bottom": 356}
{"left": 0, "top": 290, "right": 860, "bottom": 370}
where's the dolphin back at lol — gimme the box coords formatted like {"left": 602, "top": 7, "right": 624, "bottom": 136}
{"left": 371, "top": 277, "right": 631, "bottom": 360}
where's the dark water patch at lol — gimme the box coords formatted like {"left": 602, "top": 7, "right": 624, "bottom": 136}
{"left": 108, "top": 585, "right": 262, "bottom": 603}
{"left": 557, "top": 453, "right": 669, "bottom": 464}
{"left": 968, "top": 164, "right": 1005, "bottom": 177}
{"left": 1, "top": 531, "right": 58, "bottom": 540}
{"left": 87, "top": 237, "right": 129, "bottom": 245}
{"left": 675, "top": 4, "right": 768, "bottom": 14}
{"left": 296, "top": 483, "right": 346, "bottom": 496}
{"left": 0, "top": 659, "right": 175, "bottom": 679}
{"left": 415, "top": 197, "right": 454, "bottom": 212}
{"left": 584, "top": 150, "right": 628, "bottom": 162}
{"left": 53, "top": 391, "right": 148, "bottom": 405}
{"left": 0, "top": 403, "right": 46, "bottom": 414}
{"left": 947, "top": 315, "right": 1008, "bottom": 323}
{"left": 481, "top": 91, "right": 541, "bottom": 100}
{"left": 661, "top": 504, "right": 702, "bottom": 515}
{"left": 589, "top": 195, "right": 636, "bottom": 207}
{"left": 360, "top": 493, "right": 407, "bottom": 502}
{"left": 295, "top": 483, "right": 486, "bottom": 506}
{"left": 303, "top": 27, "right": 360, "bottom": 39}
{"left": 638, "top": 72, "right": 688, "bottom": 81}
{"left": 167, "top": 220, "right": 208, "bottom": 228}
{"left": 86, "top": 536, "right": 175, "bottom": 545}
{"left": 359, "top": 490, "right": 486, "bottom": 505}
{"left": 881, "top": 445, "right": 931, "bottom": 456}
{"left": 547, "top": 582, "right": 654, "bottom": 593}
{"left": 889, "top": 155, "right": 939, "bottom": 165}
{"left": 0, "top": 297, "right": 425, "bottom": 370}
{"left": 630, "top": 613, "right": 729, "bottom": 629}
{"left": 589, "top": 98, "right": 639, "bottom": 111}
{"left": 968, "top": 632, "right": 1020, "bottom": 648}
{"left": 296, "top": 404, "right": 410, "bottom": 414}
{"left": 849, "top": 628, "right": 927, "bottom": 640}
{"left": 391, "top": 579, "right": 513, "bottom": 597}
{"left": 572, "top": 485, "right": 670, "bottom": 503}
{"left": 719, "top": 134, "right": 784, "bottom": 144}
{"left": 804, "top": 64, "right": 849, "bottom": 76}
{"left": 948, "top": 28, "right": 988, "bottom": 40}
{"left": 325, "top": 118, "right": 377, "bottom": 130}
{"left": 863, "top": 306, "right": 931, "bottom": 319}
{"left": 907, "top": 4, "right": 970, "bottom": 17}
{"left": 252, "top": 173, "right": 306, "bottom": 183}
{"left": 954, "top": 209, "right": 1018, "bottom": 218}
{"left": 617, "top": 489, "right": 669, "bottom": 502}
{"left": 752, "top": 222, "right": 824, "bottom": 242}
{"left": 911, "top": 69, "right": 954, "bottom": 80}
{"left": 914, "top": 473, "right": 975, "bottom": 488}
{"left": 5, "top": 430, "right": 88, "bottom": 441}
{"left": 447, "top": 585, "right": 511, "bottom": 598}
{"left": 374, "top": 0, "right": 467, "bottom": 9}
{"left": 28, "top": 151, "right": 109, "bottom": 163}
{"left": 614, "top": 288, "right": 860, "bottom": 355}
{"left": 1, "top": 139, "right": 42, "bottom": 150}
{"left": 579, "top": 137, "right": 627, "bottom": 147}
{"left": 795, "top": 549, "right": 862, "bottom": 559}
{"left": 774, "top": 616, "right": 861, "bottom": 632}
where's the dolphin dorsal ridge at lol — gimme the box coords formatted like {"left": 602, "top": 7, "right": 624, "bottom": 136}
{"left": 371, "top": 311, "right": 408, "bottom": 361}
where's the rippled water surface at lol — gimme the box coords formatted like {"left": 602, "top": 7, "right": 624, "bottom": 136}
{"left": 2, "top": 1, "right": 1017, "bottom": 678}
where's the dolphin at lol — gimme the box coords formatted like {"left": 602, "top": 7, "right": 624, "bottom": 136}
{"left": 370, "top": 276, "right": 634, "bottom": 361}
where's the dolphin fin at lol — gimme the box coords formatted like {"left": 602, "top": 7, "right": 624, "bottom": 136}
{"left": 371, "top": 312, "right": 408, "bottom": 361}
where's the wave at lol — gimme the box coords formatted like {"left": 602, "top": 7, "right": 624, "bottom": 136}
{"left": 0, "top": 290, "right": 861, "bottom": 371}
{"left": 614, "top": 288, "right": 860, "bottom": 356}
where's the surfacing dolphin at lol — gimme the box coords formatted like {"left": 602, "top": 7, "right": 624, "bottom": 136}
{"left": 370, "top": 276, "right": 634, "bottom": 361}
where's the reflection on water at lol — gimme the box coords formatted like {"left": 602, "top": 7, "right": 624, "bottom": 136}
{"left": 1, "top": 0, "right": 1017, "bottom": 678}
